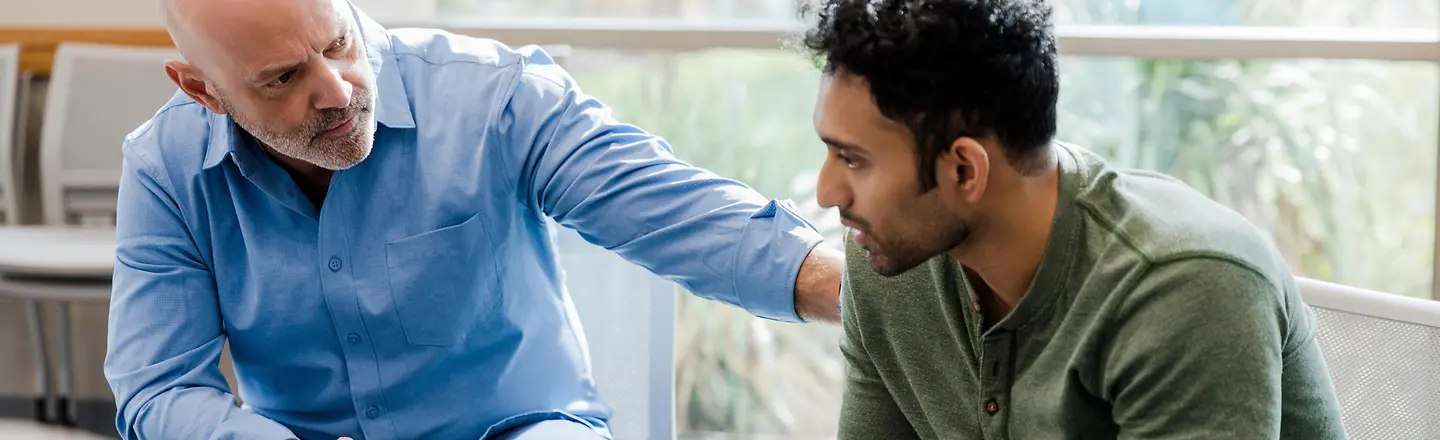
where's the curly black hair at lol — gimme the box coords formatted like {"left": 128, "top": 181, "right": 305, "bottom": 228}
{"left": 797, "top": 0, "right": 1059, "bottom": 186}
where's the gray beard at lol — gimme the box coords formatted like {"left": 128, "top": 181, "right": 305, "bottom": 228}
{"left": 218, "top": 87, "right": 376, "bottom": 170}
{"left": 258, "top": 111, "right": 375, "bottom": 171}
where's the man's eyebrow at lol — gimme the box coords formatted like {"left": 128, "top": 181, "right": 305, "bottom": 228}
{"left": 251, "top": 60, "right": 305, "bottom": 83}
{"left": 821, "top": 136, "right": 865, "bottom": 153}
{"left": 249, "top": 21, "right": 353, "bottom": 83}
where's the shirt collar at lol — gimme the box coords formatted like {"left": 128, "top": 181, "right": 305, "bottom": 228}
{"left": 202, "top": 2, "right": 415, "bottom": 170}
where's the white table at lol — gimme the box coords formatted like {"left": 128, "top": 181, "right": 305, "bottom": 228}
{"left": 0, "top": 419, "right": 110, "bottom": 439}
{"left": 0, "top": 226, "right": 115, "bottom": 427}
{"left": 0, "top": 226, "right": 115, "bottom": 281}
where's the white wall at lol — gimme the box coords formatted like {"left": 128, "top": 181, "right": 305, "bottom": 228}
{"left": 0, "top": 0, "right": 162, "bottom": 26}
{"left": 0, "top": 0, "right": 433, "bottom": 26}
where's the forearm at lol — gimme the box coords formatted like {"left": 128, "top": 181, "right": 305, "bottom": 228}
{"left": 109, "top": 331, "right": 294, "bottom": 440}
{"left": 122, "top": 381, "right": 296, "bottom": 440}
{"left": 794, "top": 244, "right": 843, "bottom": 323}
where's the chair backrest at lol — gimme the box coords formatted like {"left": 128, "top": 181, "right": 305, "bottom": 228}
{"left": 551, "top": 221, "right": 676, "bottom": 440}
{"left": 1297, "top": 277, "right": 1440, "bottom": 440}
{"left": 40, "top": 43, "right": 180, "bottom": 226}
{"left": 0, "top": 43, "right": 19, "bottom": 225}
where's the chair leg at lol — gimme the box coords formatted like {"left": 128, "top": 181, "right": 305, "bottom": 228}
{"left": 57, "top": 302, "right": 76, "bottom": 427}
{"left": 24, "top": 300, "right": 54, "bottom": 424}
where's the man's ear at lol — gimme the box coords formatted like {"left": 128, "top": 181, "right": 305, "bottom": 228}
{"left": 165, "top": 60, "right": 226, "bottom": 114}
{"left": 935, "top": 137, "right": 989, "bottom": 204}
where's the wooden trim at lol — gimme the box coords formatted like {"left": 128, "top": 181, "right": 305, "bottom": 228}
{"left": 0, "top": 28, "right": 172, "bottom": 74}
{"left": 3, "top": 24, "right": 1438, "bottom": 75}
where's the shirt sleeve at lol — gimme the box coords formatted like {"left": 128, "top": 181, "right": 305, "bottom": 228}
{"left": 1104, "top": 257, "right": 1309, "bottom": 439}
{"left": 838, "top": 241, "right": 920, "bottom": 440}
{"left": 106, "top": 149, "right": 297, "bottom": 440}
{"left": 496, "top": 47, "right": 824, "bottom": 322}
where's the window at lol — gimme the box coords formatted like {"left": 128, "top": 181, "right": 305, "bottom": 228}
{"left": 352, "top": 0, "right": 437, "bottom": 21}
{"left": 436, "top": 0, "right": 1438, "bottom": 28}
{"left": 1053, "top": 0, "right": 1436, "bottom": 28}
{"left": 436, "top": 0, "right": 800, "bottom": 22}
{"left": 421, "top": 0, "right": 1440, "bottom": 438}
{"left": 1059, "top": 58, "right": 1438, "bottom": 298}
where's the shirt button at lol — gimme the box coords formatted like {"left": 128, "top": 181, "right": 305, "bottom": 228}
{"left": 984, "top": 400, "right": 1000, "bottom": 415}
{"left": 328, "top": 257, "right": 343, "bottom": 272}
{"left": 347, "top": 333, "right": 362, "bottom": 344}
{"left": 365, "top": 406, "right": 380, "bottom": 419}
{"left": 971, "top": 301, "right": 982, "bottom": 312}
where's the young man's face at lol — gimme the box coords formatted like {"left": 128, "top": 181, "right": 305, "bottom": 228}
{"left": 813, "top": 72, "right": 974, "bottom": 276}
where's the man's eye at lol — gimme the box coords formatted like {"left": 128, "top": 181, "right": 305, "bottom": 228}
{"left": 269, "top": 71, "right": 296, "bottom": 87}
{"left": 328, "top": 36, "right": 348, "bottom": 53}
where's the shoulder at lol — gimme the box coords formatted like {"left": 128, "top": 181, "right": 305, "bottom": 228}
{"left": 386, "top": 28, "right": 573, "bottom": 103}
{"left": 1059, "top": 143, "right": 1311, "bottom": 345}
{"left": 1129, "top": 256, "right": 1285, "bottom": 306}
{"left": 388, "top": 28, "right": 527, "bottom": 69}
{"left": 1064, "top": 143, "right": 1292, "bottom": 289}
{"left": 121, "top": 92, "right": 217, "bottom": 191}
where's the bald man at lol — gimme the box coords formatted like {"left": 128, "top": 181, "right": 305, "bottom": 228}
{"left": 103, "top": 1, "right": 841, "bottom": 439}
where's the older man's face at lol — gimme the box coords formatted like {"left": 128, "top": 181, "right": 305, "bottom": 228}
{"left": 183, "top": 0, "right": 377, "bottom": 170}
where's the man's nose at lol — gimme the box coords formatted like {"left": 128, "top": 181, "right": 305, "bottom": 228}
{"left": 313, "top": 62, "right": 353, "bottom": 110}
{"left": 815, "top": 162, "right": 851, "bottom": 210}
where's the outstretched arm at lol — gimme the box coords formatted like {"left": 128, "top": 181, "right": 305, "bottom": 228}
{"left": 499, "top": 47, "right": 839, "bottom": 322}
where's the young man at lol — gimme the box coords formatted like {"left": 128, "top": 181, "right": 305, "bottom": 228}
{"left": 801, "top": 0, "right": 1347, "bottom": 438}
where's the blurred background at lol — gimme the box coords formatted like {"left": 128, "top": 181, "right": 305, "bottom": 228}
{"left": 1, "top": 0, "right": 1438, "bottom": 438}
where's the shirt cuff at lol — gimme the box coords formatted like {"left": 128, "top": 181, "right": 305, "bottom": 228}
{"left": 732, "top": 199, "right": 826, "bottom": 323}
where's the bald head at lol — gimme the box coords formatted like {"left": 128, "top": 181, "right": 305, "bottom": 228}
{"left": 164, "top": 0, "right": 350, "bottom": 74}
{"left": 159, "top": 0, "right": 378, "bottom": 171}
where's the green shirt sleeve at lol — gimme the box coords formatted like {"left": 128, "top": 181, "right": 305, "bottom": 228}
{"left": 1104, "top": 257, "right": 1291, "bottom": 439}
{"left": 838, "top": 266, "right": 921, "bottom": 440}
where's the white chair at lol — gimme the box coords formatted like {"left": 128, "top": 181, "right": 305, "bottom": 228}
{"left": 551, "top": 222, "right": 676, "bottom": 440}
{"left": 1298, "top": 277, "right": 1440, "bottom": 440}
{"left": 40, "top": 43, "right": 181, "bottom": 226}
{"left": 0, "top": 42, "right": 180, "bottom": 428}
{"left": 0, "top": 43, "right": 18, "bottom": 225}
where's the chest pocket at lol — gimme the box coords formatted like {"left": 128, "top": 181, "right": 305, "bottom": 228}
{"left": 385, "top": 211, "right": 503, "bottom": 346}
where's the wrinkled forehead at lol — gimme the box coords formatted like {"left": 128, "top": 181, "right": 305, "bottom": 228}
{"left": 191, "top": 0, "right": 353, "bottom": 81}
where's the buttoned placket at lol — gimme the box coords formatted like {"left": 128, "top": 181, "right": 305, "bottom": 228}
{"left": 315, "top": 170, "right": 397, "bottom": 440}
{"left": 967, "top": 296, "right": 1014, "bottom": 440}
{"left": 979, "top": 327, "right": 1013, "bottom": 440}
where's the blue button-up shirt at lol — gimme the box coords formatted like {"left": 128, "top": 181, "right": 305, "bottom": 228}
{"left": 105, "top": 8, "right": 823, "bottom": 440}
